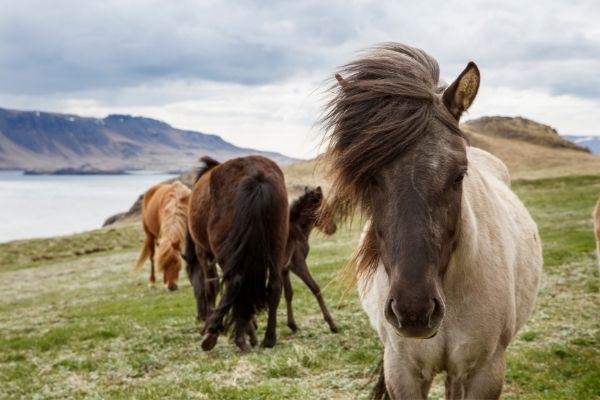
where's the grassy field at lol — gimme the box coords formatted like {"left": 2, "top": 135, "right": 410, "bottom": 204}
{"left": 0, "top": 175, "right": 598, "bottom": 399}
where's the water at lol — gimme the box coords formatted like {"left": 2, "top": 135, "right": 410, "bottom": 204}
{"left": 0, "top": 171, "right": 178, "bottom": 243}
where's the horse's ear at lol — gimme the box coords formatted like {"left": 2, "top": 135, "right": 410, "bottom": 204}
{"left": 335, "top": 73, "right": 349, "bottom": 91}
{"left": 442, "top": 62, "right": 480, "bottom": 121}
{"left": 304, "top": 186, "right": 309, "bottom": 193}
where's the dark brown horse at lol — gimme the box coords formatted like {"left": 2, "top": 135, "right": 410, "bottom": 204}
{"left": 185, "top": 156, "right": 289, "bottom": 351}
{"left": 283, "top": 186, "right": 338, "bottom": 333}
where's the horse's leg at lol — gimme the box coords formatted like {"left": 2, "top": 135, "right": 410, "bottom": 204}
{"left": 234, "top": 320, "right": 250, "bottom": 352}
{"left": 204, "top": 254, "right": 218, "bottom": 313}
{"left": 144, "top": 232, "right": 156, "bottom": 288}
{"left": 291, "top": 256, "right": 338, "bottom": 333}
{"left": 459, "top": 351, "right": 505, "bottom": 399}
{"left": 247, "top": 319, "right": 258, "bottom": 347}
{"left": 383, "top": 346, "right": 432, "bottom": 399}
{"left": 262, "top": 267, "right": 282, "bottom": 348}
{"left": 282, "top": 268, "right": 298, "bottom": 332}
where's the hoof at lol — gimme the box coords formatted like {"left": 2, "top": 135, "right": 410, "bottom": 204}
{"left": 201, "top": 333, "right": 218, "bottom": 351}
{"left": 148, "top": 282, "right": 156, "bottom": 289}
{"left": 329, "top": 324, "right": 339, "bottom": 333}
{"left": 287, "top": 322, "right": 299, "bottom": 333}
{"left": 235, "top": 340, "right": 251, "bottom": 353}
{"left": 261, "top": 335, "right": 276, "bottom": 348}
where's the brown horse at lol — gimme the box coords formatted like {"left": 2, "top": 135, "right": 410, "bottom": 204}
{"left": 594, "top": 197, "right": 600, "bottom": 268}
{"left": 322, "top": 43, "right": 542, "bottom": 399}
{"left": 283, "top": 186, "right": 339, "bottom": 333}
{"left": 133, "top": 181, "right": 191, "bottom": 291}
{"left": 185, "top": 156, "right": 289, "bottom": 351}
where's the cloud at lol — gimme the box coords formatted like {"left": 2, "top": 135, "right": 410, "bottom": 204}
{"left": 0, "top": 0, "right": 598, "bottom": 157}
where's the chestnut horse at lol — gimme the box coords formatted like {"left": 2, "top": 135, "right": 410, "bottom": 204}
{"left": 284, "top": 186, "right": 339, "bottom": 333}
{"left": 185, "top": 156, "right": 289, "bottom": 351}
{"left": 594, "top": 198, "right": 600, "bottom": 268}
{"left": 133, "top": 181, "right": 191, "bottom": 291}
{"left": 322, "top": 43, "right": 542, "bottom": 399}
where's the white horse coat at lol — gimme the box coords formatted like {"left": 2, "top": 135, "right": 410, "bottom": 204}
{"left": 359, "top": 147, "right": 542, "bottom": 398}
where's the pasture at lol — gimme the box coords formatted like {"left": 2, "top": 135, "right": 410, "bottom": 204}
{"left": 0, "top": 175, "right": 598, "bottom": 399}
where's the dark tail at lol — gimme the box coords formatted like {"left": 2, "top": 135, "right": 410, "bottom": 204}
{"left": 184, "top": 229, "right": 208, "bottom": 320}
{"left": 371, "top": 354, "right": 390, "bottom": 400}
{"left": 216, "top": 172, "right": 280, "bottom": 334}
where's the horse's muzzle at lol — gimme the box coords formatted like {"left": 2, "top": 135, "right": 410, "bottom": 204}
{"left": 384, "top": 296, "right": 444, "bottom": 339}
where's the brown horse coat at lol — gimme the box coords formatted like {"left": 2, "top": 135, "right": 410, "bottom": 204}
{"left": 186, "top": 155, "right": 289, "bottom": 351}
{"left": 133, "top": 181, "right": 190, "bottom": 290}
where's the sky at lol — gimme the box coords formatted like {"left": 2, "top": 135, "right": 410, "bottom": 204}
{"left": 0, "top": 0, "right": 598, "bottom": 159}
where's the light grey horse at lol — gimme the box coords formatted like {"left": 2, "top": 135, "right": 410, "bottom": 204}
{"left": 322, "top": 43, "right": 542, "bottom": 399}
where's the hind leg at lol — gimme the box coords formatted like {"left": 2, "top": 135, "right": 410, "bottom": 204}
{"left": 283, "top": 269, "right": 298, "bottom": 332}
{"left": 262, "top": 268, "right": 282, "bottom": 348}
{"left": 247, "top": 319, "right": 258, "bottom": 347}
{"left": 291, "top": 256, "right": 338, "bottom": 333}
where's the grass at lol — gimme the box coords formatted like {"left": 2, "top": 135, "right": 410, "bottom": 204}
{"left": 0, "top": 175, "right": 599, "bottom": 399}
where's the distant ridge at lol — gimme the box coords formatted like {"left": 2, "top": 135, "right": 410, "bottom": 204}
{"left": 563, "top": 135, "right": 600, "bottom": 155}
{"left": 0, "top": 107, "right": 298, "bottom": 172}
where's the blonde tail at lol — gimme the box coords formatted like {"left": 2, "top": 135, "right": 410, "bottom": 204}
{"left": 133, "top": 239, "right": 152, "bottom": 273}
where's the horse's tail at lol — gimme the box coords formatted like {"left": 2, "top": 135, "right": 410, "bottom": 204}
{"left": 217, "top": 171, "right": 280, "bottom": 333}
{"left": 132, "top": 237, "right": 151, "bottom": 273}
{"left": 371, "top": 354, "right": 390, "bottom": 400}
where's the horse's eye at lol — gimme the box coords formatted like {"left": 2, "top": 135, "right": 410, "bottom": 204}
{"left": 368, "top": 175, "right": 380, "bottom": 188}
{"left": 454, "top": 172, "right": 466, "bottom": 185}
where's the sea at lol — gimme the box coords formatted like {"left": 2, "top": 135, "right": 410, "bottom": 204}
{"left": 0, "top": 171, "right": 178, "bottom": 243}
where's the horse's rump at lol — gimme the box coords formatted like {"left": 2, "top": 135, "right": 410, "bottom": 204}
{"left": 217, "top": 171, "right": 283, "bottom": 329}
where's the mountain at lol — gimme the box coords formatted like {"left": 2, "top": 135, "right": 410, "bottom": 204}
{"left": 0, "top": 108, "right": 297, "bottom": 172}
{"left": 563, "top": 135, "right": 600, "bottom": 155}
{"left": 104, "top": 115, "right": 600, "bottom": 226}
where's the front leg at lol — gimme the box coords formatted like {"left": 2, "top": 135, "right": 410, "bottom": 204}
{"left": 450, "top": 351, "right": 504, "bottom": 400}
{"left": 383, "top": 346, "right": 432, "bottom": 400}
{"left": 291, "top": 255, "right": 338, "bottom": 333}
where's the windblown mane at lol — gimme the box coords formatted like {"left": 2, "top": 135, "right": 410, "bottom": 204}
{"left": 321, "top": 43, "right": 464, "bottom": 279}
{"left": 156, "top": 182, "right": 189, "bottom": 273}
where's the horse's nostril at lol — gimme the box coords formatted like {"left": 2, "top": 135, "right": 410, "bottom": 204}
{"left": 168, "top": 285, "right": 178, "bottom": 291}
{"left": 428, "top": 298, "right": 442, "bottom": 328}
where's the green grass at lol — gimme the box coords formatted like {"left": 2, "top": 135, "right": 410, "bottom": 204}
{"left": 0, "top": 175, "right": 599, "bottom": 399}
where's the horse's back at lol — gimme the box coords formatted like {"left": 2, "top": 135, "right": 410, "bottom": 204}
{"left": 142, "top": 182, "right": 190, "bottom": 237}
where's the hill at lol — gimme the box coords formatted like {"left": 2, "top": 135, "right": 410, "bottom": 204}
{"left": 0, "top": 108, "right": 297, "bottom": 172}
{"left": 461, "top": 116, "right": 600, "bottom": 179}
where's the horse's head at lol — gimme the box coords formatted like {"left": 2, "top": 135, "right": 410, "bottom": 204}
{"left": 157, "top": 240, "right": 182, "bottom": 291}
{"left": 291, "top": 186, "right": 337, "bottom": 235}
{"left": 325, "top": 43, "right": 479, "bottom": 338}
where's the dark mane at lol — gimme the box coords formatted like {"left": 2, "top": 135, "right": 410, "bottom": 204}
{"left": 194, "top": 156, "right": 220, "bottom": 183}
{"left": 322, "top": 43, "right": 464, "bottom": 221}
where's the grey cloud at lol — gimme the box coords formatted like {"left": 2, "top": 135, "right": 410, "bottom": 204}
{"left": 0, "top": 0, "right": 599, "bottom": 100}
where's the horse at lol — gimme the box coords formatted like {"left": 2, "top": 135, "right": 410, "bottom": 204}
{"left": 283, "top": 186, "right": 339, "bottom": 334}
{"left": 594, "top": 198, "right": 600, "bottom": 268}
{"left": 185, "top": 155, "right": 289, "bottom": 352}
{"left": 133, "top": 181, "right": 191, "bottom": 291}
{"left": 321, "top": 43, "right": 543, "bottom": 399}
